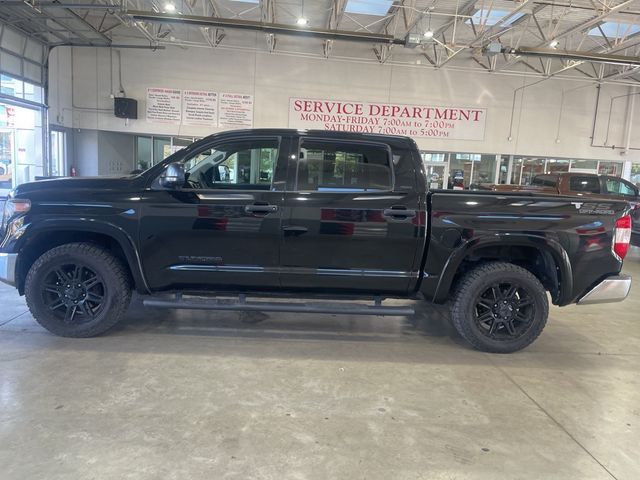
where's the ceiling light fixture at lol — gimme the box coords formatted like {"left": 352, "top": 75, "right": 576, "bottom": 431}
{"left": 549, "top": 39, "right": 559, "bottom": 48}
{"left": 424, "top": 30, "right": 434, "bottom": 38}
{"left": 297, "top": 0, "right": 307, "bottom": 26}
{"left": 164, "top": 2, "right": 176, "bottom": 12}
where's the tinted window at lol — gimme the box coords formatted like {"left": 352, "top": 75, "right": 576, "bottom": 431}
{"left": 297, "top": 140, "right": 391, "bottom": 191}
{"left": 531, "top": 175, "right": 557, "bottom": 187}
{"left": 569, "top": 176, "right": 600, "bottom": 194}
{"left": 182, "top": 139, "right": 279, "bottom": 190}
{"left": 604, "top": 178, "right": 638, "bottom": 197}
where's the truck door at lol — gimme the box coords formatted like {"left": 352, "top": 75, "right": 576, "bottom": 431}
{"left": 279, "top": 136, "right": 425, "bottom": 294}
{"left": 139, "top": 135, "right": 289, "bottom": 291}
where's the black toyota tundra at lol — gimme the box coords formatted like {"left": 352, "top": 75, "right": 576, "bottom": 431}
{"left": 0, "top": 129, "right": 633, "bottom": 352}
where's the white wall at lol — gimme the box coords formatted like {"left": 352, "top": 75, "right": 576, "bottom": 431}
{"left": 97, "top": 131, "right": 135, "bottom": 176}
{"left": 73, "top": 129, "right": 98, "bottom": 176}
{"left": 48, "top": 45, "right": 640, "bottom": 163}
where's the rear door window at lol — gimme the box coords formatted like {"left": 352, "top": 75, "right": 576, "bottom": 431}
{"left": 296, "top": 140, "right": 392, "bottom": 192}
{"left": 569, "top": 176, "right": 600, "bottom": 194}
{"left": 531, "top": 175, "right": 557, "bottom": 187}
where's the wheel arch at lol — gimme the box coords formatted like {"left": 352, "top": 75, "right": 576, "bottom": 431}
{"left": 433, "top": 234, "right": 572, "bottom": 305}
{"left": 15, "top": 220, "right": 149, "bottom": 295}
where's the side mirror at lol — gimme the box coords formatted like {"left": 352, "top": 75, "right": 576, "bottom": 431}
{"left": 160, "top": 162, "right": 186, "bottom": 188}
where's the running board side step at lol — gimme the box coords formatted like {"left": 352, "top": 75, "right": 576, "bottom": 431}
{"left": 143, "top": 294, "right": 415, "bottom": 316}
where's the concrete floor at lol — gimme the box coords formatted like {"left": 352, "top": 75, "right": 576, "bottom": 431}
{"left": 0, "top": 250, "right": 639, "bottom": 480}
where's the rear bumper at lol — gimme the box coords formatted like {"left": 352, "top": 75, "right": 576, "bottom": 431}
{"left": 577, "top": 274, "right": 632, "bottom": 305}
{"left": 0, "top": 253, "right": 17, "bottom": 287}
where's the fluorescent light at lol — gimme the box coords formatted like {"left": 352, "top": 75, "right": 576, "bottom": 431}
{"left": 296, "top": 17, "right": 308, "bottom": 26}
{"left": 549, "top": 39, "right": 559, "bottom": 48}
{"left": 424, "top": 30, "right": 434, "bottom": 38}
{"left": 164, "top": 2, "right": 176, "bottom": 12}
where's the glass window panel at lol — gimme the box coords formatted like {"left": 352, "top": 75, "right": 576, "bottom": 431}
{"left": 598, "top": 161, "right": 623, "bottom": 176}
{"left": 449, "top": 154, "right": 472, "bottom": 189}
{"left": 571, "top": 159, "right": 598, "bottom": 171}
{"left": 631, "top": 164, "right": 640, "bottom": 188}
{"left": 569, "top": 176, "right": 601, "bottom": 194}
{"left": 421, "top": 152, "right": 446, "bottom": 162}
{"left": 50, "top": 130, "right": 66, "bottom": 177}
{"left": 603, "top": 178, "right": 638, "bottom": 197}
{"left": 183, "top": 139, "right": 279, "bottom": 190}
{"left": 298, "top": 140, "right": 391, "bottom": 191}
{"left": 514, "top": 157, "right": 545, "bottom": 185}
{"left": 1, "top": 74, "right": 22, "bottom": 98}
{"left": 471, "top": 154, "right": 496, "bottom": 186}
{"left": 136, "top": 136, "right": 152, "bottom": 170}
{"left": 152, "top": 137, "right": 171, "bottom": 165}
{"left": 0, "top": 130, "right": 13, "bottom": 190}
{"left": 498, "top": 155, "right": 510, "bottom": 184}
{"left": 546, "top": 159, "right": 570, "bottom": 174}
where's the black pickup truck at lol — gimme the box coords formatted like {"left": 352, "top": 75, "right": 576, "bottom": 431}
{"left": 0, "top": 129, "right": 633, "bottom": 352}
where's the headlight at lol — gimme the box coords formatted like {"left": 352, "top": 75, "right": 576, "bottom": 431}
{"left": 1, "top": 194, "right": 31, "bottom": 235}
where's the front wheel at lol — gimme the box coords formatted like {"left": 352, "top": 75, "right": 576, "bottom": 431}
{"left": 25, "top": 243, "right": 132, "bottom": 337}
{"left": 450, "top": 262, "right": 549, "bottom": 353}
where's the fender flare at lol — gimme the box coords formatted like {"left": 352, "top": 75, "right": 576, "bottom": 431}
{"left": 16, "top": 218, "right": 150, "bottom": 294}
{"left": 432, "top": 233, "right": 572, "bottom": 305}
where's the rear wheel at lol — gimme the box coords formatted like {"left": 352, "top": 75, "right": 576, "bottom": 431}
{"left": 450, "top": 262, "right": 548, "bottom": 353}
{"left": 25, "top": 243, "right": 131, "bottom": 337}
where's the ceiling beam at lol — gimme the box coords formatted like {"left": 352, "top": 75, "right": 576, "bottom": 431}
{"left": 127, "top": 10, "right": 403, "bottom": 45}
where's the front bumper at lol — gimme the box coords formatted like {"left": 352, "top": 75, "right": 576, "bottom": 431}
{"left": 577, "top": 274, "right": 632, "bottom": 305}
{"left": 0, "top": 253, "right": 17, "bottom": 287}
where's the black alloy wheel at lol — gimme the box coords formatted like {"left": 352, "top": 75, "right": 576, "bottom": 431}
{"left": 25, "top": 243, "right": 132, "bottom": 337}
{"left": 473, "top": 281, "right": 536, "bottom": 341}
{"left": 41, "top": 263, "right": 106, "bottom": 324}
{"left": 450, "top": 262, "right": 549, "bottom": 353}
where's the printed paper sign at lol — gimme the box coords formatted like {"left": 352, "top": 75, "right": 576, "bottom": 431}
{"left": 146, "top": 88, "right": 181, "bottom": 124}
{"left": 219, "top": 93, "right": 254, "bottom": 128}
{"left": 289, "top": 97, "right": 487, "bottom": 141}
{"left": 182, "top": 90, "right": 218, "bottom": 126}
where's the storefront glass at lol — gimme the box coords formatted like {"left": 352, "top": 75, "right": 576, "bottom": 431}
{"left": 0, "top": 73, "right": 45, "bottom": 195}
{"left": 471, "top": 154, "right": 496, "bottom": 186}
{"left": 598, "top": 161, "right": 623, "bottom": 176}
{"left": 512, "top": 157, "right": 545, "bottom": 185}
{"left": 497, "top": 155, "right": 510, "bottom": 184}
{"left": 50, "top": 130, "right": 66, "bottom": 177}
{"left": 546, "top": 159, "right": 570, "bottom": 174}
{"left": 0, "top": 102, "right": 44, "bottom": 195}
{"left": 449, "top": 154, "right": 476, "bottom": 189}
{"left": 570, "top": 159, "right": 598, "bottom": 172}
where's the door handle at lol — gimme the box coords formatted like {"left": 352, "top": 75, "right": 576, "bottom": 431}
{"left": 245, "top": 204, "right": 278, "bottom": 214}
{"left": 383, "top": 207, "right": 416, "bottom": 220}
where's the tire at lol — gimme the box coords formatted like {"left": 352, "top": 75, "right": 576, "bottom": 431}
{"left": 25, "top": 243, "right": 132, "bottom": 337}
{"left": 450, "top": 262, "right": 549, "bottom": 353}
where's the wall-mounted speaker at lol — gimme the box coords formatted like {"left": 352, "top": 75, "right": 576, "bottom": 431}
{"left": 114, "top": 97, "right": 138, "bottom": 119}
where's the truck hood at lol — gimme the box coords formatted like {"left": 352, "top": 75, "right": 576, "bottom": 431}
{"left": 13, "top": 176, "right": 140, "bottom": 196}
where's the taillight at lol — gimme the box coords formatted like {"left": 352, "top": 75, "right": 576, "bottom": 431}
{"left": 612, "top": 215, "right": 631, "bottom": 261}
